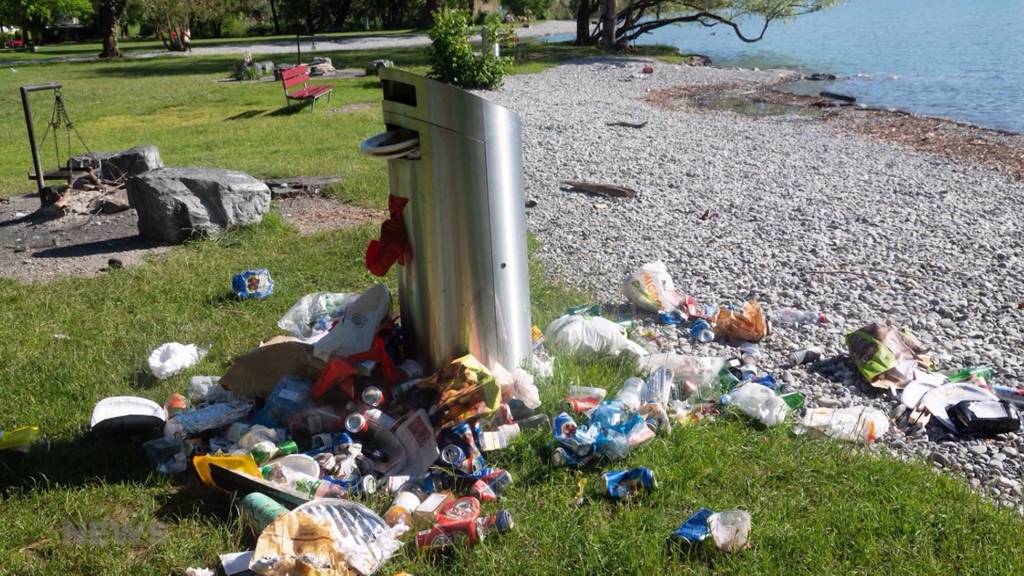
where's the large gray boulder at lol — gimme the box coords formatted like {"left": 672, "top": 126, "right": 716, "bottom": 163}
{"left": 127, "top": 167, "right": 271, "bottom": 244}
{"left": 71, "top": 145, "right": 164, "bottom": 181}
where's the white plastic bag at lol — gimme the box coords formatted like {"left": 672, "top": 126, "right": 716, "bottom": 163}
{"left": 148, "top": 342, "right": 208, "bottom": 380}
{"left": 620, "top": 261, "right": 683, "bottom": 313}
{"left": 727, "top": 382, "right": 788, "bottom": 426}
{"left": 799, "top": 406, "right": 890, "bottom": 443}
{"left": 277, "top": 292, "right": 360, "bottom": 340}
{"left": 708, "top": 509, "right": 751, "bottom": 553}
{"left": 544, "top": 314, "right": 648, "bottom": 358}
{"left": 313, "top": 285, "right": 390, "bottom": 361}
{"left": 492, "top": 362, "right": 542, "bottom": 410}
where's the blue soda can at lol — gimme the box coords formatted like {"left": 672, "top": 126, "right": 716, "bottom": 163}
{"left": 671, "top": 508, "right": 713, "bottom": 544}
{"left": 604, "top": 467, "right": 657, "bottom": 499}
{"left": 232, "top": 269, "right": 274, "bottom": 299}
{"left": 690, "top": 319, "right": 714, "bottom": 343}
{"left": 553, "top": 412, "right": 578, "bottom": 439}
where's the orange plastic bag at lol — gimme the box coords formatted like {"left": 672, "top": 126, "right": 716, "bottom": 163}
{"left": 713, "top": 301, "right": 768, "bottom": 342}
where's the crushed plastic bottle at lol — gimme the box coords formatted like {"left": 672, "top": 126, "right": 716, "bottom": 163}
{"left": 615, "top": 378, "right": 644, "bottom": 412}
{"left": 771, "top": 308, "right": 826, "bottom": 326}
{"left": 798, "top": 406, "right": 889, "bottom": 443}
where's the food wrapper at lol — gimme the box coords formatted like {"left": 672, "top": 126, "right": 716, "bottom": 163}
{"left": 845, "top": 323, "right": 931, "bottom": 391}
{"left": 419, "top": 355, "right": 501, "bottom": 429}
{"left": 712, "top": 301, "right": 768, "bottom": 342}
{"left": 252, "top": 512, "right": 349, "bottom": 576}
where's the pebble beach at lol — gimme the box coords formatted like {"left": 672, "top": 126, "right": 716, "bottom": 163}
{"left": 483, "top": 58, "right": 1024, "bottom": 511}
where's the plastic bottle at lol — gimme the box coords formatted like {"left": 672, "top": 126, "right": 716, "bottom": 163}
{"left": 384, "top": 491, "right": 422, "bottom": 527}
{"left": 615, "top": 378, "right": 644, "bottom": 412}
{"left": 641, "top": 367, "right": 674, "bottom": 407}
{"left": 946, "top": 365, "right": 994, "bottom": 384}
{"left": 164, "top": 393, "right": 188, "bottom": 419}
{"left": 186, "top": 376, "right": 214, "bottom": 403}
{"left": 772, "top": 308, "right": 825, "bottom": 326}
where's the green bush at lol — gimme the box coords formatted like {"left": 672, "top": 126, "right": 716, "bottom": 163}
{"left": 231, "top": 61, "right": 261, "bottom": 81}
{"left": 427, "top": 8, "right": 510, "bottom": 89}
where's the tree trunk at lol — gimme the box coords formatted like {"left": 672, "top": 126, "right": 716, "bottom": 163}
{"left": 336, "top": 0, "right": 353, "bottom": 29}
{"left": 269, "top": 0, "right": 281, "bottom": 34}
{"left": 574, "top": 0, "right": 592, "bottom": 45}
{"left": 305, "top": 0, "right": 315, "bottom": 35}
{"left": 98, "top": 0, "right": 121, "bottom": 58}
{"left": 421, "top": 0, "right": 440, "bottom": 28}
{"left": 600, "top": 0, "right": 615, "bottom": 49}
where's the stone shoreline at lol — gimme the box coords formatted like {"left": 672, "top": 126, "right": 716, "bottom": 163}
{"left": 481, "top": 58, "right": 1024, "bottom": 512}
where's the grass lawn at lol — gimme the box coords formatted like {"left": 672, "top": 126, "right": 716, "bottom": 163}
{"left": 2, "top": 43, "right": 1024, "bottom": 576}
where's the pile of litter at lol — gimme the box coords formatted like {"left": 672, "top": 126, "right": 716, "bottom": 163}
{"left": 7, "top": 259, "right": 1022, "bottom": 574}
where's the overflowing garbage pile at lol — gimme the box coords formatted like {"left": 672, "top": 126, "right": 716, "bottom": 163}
{"left": 89, "top": 283, "right": 543, "bottom": 575}
{"left": 57, "top": 257, "right": 1023, "bottom": 573}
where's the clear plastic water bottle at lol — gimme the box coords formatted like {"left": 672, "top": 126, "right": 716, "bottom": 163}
{"left": 615, "top": 377, "right": 644, "bottom": 412}
{"left": 772, "top": 308, "right": 825, "bottom": 326}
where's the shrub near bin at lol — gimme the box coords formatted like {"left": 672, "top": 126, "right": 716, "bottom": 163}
{"left": 427, "top": 8, "right": 510, "bottom": 89}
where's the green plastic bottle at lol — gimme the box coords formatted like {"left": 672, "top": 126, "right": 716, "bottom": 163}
{"left": 946, "top": 366, "right": 994, "bottom": 383}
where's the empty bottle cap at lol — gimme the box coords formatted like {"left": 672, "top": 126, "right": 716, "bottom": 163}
{"left": 361, "top": 474, "right": 377, "bottom": 494}
{"left": 361, "top": 386, "right": 384, "bottom": 407}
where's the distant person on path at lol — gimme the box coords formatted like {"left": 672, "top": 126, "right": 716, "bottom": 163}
{"left": 183, "top": 29, "right": 192, "bottom": 53}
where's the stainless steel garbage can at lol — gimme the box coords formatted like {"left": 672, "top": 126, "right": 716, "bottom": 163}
{"left": 361, "top": 68, "right": 532, "bottom": 373}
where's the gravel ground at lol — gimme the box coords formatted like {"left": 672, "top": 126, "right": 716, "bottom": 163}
{"left": 482, "top": 58, "right": 1024, "bottom": 511}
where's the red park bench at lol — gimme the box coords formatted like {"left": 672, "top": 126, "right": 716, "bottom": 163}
{"left": 280, "top": 64, "right": 333, "bottom": 111}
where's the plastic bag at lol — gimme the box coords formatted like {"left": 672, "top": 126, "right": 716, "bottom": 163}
{"left": 846, "top": 323, "right": 931, "bottom": 390}
{"left": 492, "top": 362, "right": 542, "bottom": 410}
{"left": 0, "top": 426, "right": 40, "bottom": 452}
{"left": 726, "top": 382, "right": 788, "bottom": 426}
{"left": 708, "top": 509, "right": 751, "bottom": 553}
{"left": 277, "top": 292, "right": 360, "bottom": 340}
{"left": 620, "top": 261, "right": 683, "bottom": 313}
{"left": 252, "top": 499, "right": 406, "bottom": 576}
{"left": 148, "top": 342, "right": 208, "bottom": 380}
{"left": 544, "top": 315, "right": 648, "bottom": 358}
{"left": 313, "top": 284, "right": 391, "bottom": 361}
{"left": 798, "top": 406, "right": 889, "bottom": 443}
{"left": 713, "top": 301, "right": 768, "bottom": 342}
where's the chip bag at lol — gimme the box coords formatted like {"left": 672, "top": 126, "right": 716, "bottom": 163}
{"left": 845, "top": 323, "right": 931, "bottom": 390}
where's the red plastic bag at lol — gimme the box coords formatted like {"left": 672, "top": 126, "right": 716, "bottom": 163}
{"left": 365, "top": 195, "right": 410, "bottom": 276}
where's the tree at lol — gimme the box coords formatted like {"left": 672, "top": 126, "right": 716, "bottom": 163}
{"left": 576, "top": 0, "right": 838, "bottom": 49}
{"left": 0, "top": 0, "right": 91, "bottom": 43}
{"left": 95, "top": 0, "right": 126, "bottom": 57}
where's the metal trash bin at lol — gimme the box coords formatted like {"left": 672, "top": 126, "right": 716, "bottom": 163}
{"left": 360, "top": 68, "right": 532, "bottom": 373}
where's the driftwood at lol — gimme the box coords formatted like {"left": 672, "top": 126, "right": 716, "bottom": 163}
{"left": 561, "top": 180, "right": 638, "bottom": 199}
{"left": 605, "top": 120, "right": 649, "bottom": 129}
{"left": 820, "top": 91, "right": 856, "bottom": 103}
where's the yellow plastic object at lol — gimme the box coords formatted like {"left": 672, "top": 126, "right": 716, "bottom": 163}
{"left": 0, "top": 426, "right": 39, "bottom": 452}
{"left": 193, "top": 453, "right": 261, "bottom": 489}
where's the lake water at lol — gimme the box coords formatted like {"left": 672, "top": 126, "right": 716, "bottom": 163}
{"left": 558, "top": 0, "right": 1024, "bottom": 132}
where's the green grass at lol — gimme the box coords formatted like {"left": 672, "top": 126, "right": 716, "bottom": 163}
{"left": 2, "top": 221, "right": 1024, "bottom": 574}
{"left": 0, "top": 29, "right": 417, "bottom": 63}
{"left": 0, "top": 41, "right": 633, "bottom": 206}
{"left": 2, "top": 41, "right": 1024, "bottom": 575}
